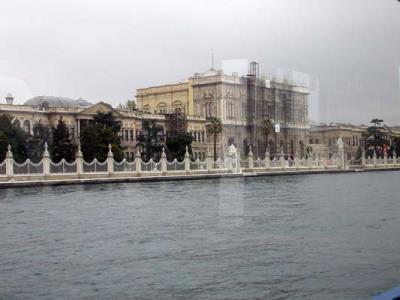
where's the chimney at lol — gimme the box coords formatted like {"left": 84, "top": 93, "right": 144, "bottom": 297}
{"left": 5, "top": 93, "right": 14, "bottom": 105}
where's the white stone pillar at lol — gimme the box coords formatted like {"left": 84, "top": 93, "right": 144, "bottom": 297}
{"left": 206, "top": 148, "right": 213, "bottom": 172}
{"left": 236, "top": 150, "right": 241, "bottom": 173}
{"left": 161, "top": 147, "right": 167, "bottom": 175}
{"left": 337, "top": 138, "right": 345, "bottom": 169}
{"left": 107, "top": 144, "right": 114, "bottom": 175}
{"left": 373, "top": 150, "right": 377, "bottom": 167}
{"left": 6, "top": 145, "right": 14, "bottom": 178}
{"left": 264, "top": 150, "right": 270, "bottom": 169}
{"left": 279, "top": 149, "right": 285, "bottom": 168}
{"left": 184, "top": 146, "right": 190, "bottom": 173}
{"left": 295, "top": 154, "right": 300, "bottom": 170}
{"left": 383, "top": 149, "right": 388, "bottom": 166}
{"left": 42, "top": 142, "right": 50, "bottom": 177}
{"left": 76, "top": 142, "right": 83, "bottom": 176}
{"left": 248, "top": 146, "right": 254, "bottom": 169}
{"left": 393, "top": 150, "right": 397, "bottom": 165}
{"left": 361, "top": 148, "right": 366, "bottom": 167}
{"left": 135, "top": 148, "right": 142, "bottom": 176}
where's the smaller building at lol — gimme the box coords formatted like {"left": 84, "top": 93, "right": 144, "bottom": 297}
{"left": 309, "top": 123, "right": 367, "bottom": 159}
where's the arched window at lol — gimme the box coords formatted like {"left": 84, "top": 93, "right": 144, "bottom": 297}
{"left": 172, "top": 101, "right": 184, "bottom": 113}
{"left": 23, "top": 120, "right": 31, "bottom": 133}
{"left": 157, "top": 102, "right": 167, "bottom": 114}
{"left": 290, "top": 140, "right": 294, "bottom": 155}
{"left": 143, "top": 105, "right": 150, "bottom": 113}
{"left": 13, "top": 119, "right": 21, "bottom": 128}
{"left": 299, "top": 141, "right": 305, "bottom": 158}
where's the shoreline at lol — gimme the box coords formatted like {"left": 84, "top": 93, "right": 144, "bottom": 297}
{"left": 0, "top": 167, "right": 399, "bottom": 189}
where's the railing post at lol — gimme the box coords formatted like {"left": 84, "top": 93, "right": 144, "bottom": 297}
{"left": 161, "top": 147, "right": 167, "bottom": 175}
{"left": 373, "top": 150, "right": 377, "bottom": 167}
{"left": 42, "top": 142, "right": 50, "bottom": 177}
{"left": 383, "top": 149, "right": 388, "bottom": 166}
{"left": 295, "top": 153, "right": 300, "bottom": 170}
{"left": 206, "top": 148, "right": 212, "bottom": 172}
{"left": 248, "top": 146, "right": 254, "bottom": 169}
{"left": 264, "top": 150, "right": 270, "bottom": 169}
{"left": 76, "top": 142, "right": 83, "bottom": 176}
{"left": 107, "top": 144, "right": 114, "bottom": 176}
{"left": 393, "top": 150, "right": 397, "bottom": 165}
{"left": 279, "top": 149, "right": 285, "bottom": 169}
{"left": 184, "top": 146, "right": 190, "bottom": 173}
{"left": 361, "top": 148, "right": 366, "bottom": 168}
{"left": 236, "top": 150, "right": 241, "bottom": 173}
{"left": 135, "top": 148, "right": 142, "bottom": 176}
{"left": 226, "top": 154, "right": 233, "bottom": 172}
{"left": 6, "top": 145, "right": 13, "bottom": 179}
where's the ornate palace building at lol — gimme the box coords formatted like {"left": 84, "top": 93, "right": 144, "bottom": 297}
{"left": 0, "top": 94, "right": 207, "bottom": 160}
{"left": 1, "top": 62, "right": 310, "bottom": 160}
{"left": 136, "top": 62, "right": 310, "bottom": 157}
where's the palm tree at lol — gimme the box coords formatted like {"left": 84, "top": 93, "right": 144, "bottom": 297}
{"left": 206, "top": 117, "right": 222, "bottom": 161}
{"left": 261, "top": 118, "right": 274, "bottom": 152}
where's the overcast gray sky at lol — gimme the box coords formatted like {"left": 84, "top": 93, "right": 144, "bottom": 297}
{"left": 0, "top": 0, "right": 399, "bottom": 124}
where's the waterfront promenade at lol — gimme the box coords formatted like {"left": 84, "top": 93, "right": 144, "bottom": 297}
{"left": 1, "top": 143, "right": 399, "bottom": 189}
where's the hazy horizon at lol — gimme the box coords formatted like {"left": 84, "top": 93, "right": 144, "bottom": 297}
{"left": 1, "top": 0, "right": 399, "bottom": 125}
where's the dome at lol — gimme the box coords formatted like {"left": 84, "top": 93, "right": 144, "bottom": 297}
{"left": 24, "top": 96, "right": 92, "bottom": 108}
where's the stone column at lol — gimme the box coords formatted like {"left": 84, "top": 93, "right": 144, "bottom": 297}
{"left": 42, "top": 142, "right": 50, "bottom": 177}
{"left": 76, "top": 142, "right": 83, "bottom": 176}
{"left": 184, "top": 146, "right": 190, "bottom": 173}
{"left": 264, "top": 150, "right": 270, "bottom": 169}
{"left": 6, "top": 145, "right": 14, "bottom": 178}
{"left": 135, "top": 148, "right": 142, "bottom": 176}
{"left": 248, "top": 146, "right": 254, "bottom": 169}
{"left": 161, "top": 147, "right": 167, "bottom": 175}
{"left": 107, "top": 144, "right": 114, "bottom": 176}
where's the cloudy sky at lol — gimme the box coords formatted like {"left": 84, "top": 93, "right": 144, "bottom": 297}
{"left": 0, "top": 0, "right": 399, "bottom": 124}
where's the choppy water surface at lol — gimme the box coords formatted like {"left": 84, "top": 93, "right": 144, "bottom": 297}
{"left": 1, "top": 172, "right": 400, "bottom": 299}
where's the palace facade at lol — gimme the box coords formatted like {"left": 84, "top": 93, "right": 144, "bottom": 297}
{"left": 309, "top": 123, "right": 367, "bottom": 159}
{"left": 137, "top": 63, "right": 310, "bottom": 157}
{"left": 0, "top": 94, "right": 209, "bottom": 160}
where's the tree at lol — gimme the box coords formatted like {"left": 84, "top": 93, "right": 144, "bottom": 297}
{"left": 166, "top": 133, "right": 193, "bottom": 161}
{"left": 137, "top": 120, "right": 164, "bottom": 161}
{"left": 118, "top": 100, "right": 137, "bottom": 111}
{"left": 26, "top": 122, "right": 51, "bottom": 162}
{"left": 363, "top": 118, "right": 389, "bottom": 157}
{"left": 261, "top": 118, "right": 274, "bottom": 151}
{"left": 206, "top": 117, "right": 222, "bottom": 161}
{"left": 51, "top": 117, "right": 76, "bottom": 163}
{"left": 80, "top": 112, "right": 124, "bottom": 162}
{"left": 0, "top": 114, "right": 29, "bottom": 162}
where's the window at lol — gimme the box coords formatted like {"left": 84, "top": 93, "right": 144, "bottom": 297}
{"left": 130, "top": 130, "right": 134, "bottom": 141}
{"left": 205, "top": 102, "right": 213, "bottom": 117}
{"left": 125, "top": 130, "right": 129, "bottom": 141}
{"left": 227, "top": 102, "right": 234, "bottom": 118}
{"left": 23, "top": 120, "right": 30, "bottom": 133}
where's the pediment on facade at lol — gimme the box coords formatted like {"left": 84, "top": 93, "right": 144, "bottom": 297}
{"left": 80, "top": 102, "right": 123, "bottom": 117}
